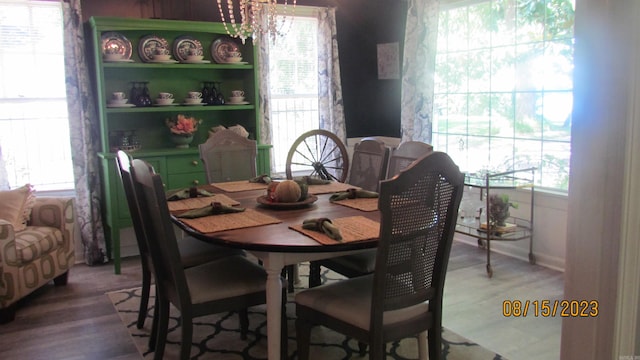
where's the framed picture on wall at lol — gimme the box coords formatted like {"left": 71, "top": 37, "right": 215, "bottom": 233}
{"left": 377, "top": 42, "right": 400, "bottom": 80}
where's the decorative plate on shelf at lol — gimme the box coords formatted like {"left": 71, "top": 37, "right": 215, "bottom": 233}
{"left": 256, "top": 195, "right": 318, "bottom": 209}
{"left": 210, "top": 37, "right": 241, "bottom": 64}
{"left": 101, "top": 32, "right": 132, "bottom": 60}
{"left": 173, "top": 35, "right": 204, "bottom": 63}
{"left": 138, "top": 35, "right": 170, "bottom": 63}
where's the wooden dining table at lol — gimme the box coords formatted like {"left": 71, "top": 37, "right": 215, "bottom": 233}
{"left": 170, "top": 182, "right": 381, "bottom": 360}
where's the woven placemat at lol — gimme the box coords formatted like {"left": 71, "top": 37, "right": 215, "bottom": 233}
{"left": 332, "top": 197, "right": 379, "bottom": 212}
{"left": 180, "top": 209, "right": 281, "bottom": 233}
{"left": 289, "top": 216, "right": 379, "bottom": 245}
{"left": 211, "top": 181, "right": 269, "bottom": 192}
{"left": 167, "top": 194, "right": 240, "bottom": 212}
{"left": 308, "top": 182, "right": 361, "bottom": 195}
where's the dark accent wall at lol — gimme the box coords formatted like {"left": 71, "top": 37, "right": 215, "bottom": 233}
{"left": 81, "top": 0, "right": 407, "bottom": 138}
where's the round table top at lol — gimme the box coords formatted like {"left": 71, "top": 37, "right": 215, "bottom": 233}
{"left": 172, "top": 188, "right": 380, "bottom": 253}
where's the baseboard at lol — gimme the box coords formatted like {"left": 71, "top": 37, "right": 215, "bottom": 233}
{"left": 454, "top": 234, "right": 565, "bottom": 272}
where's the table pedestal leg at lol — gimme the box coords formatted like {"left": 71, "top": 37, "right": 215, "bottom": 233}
{"left": 265, "top": 260, "right": 284, "bottom": 360}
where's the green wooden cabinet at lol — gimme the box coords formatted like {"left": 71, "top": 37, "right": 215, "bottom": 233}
{"left": 88, "top": 17, "right": 271, "bottom": 273}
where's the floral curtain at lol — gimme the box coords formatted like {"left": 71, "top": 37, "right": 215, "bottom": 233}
{"left": 61, "top": 0, "right": 108, "bottom": 265}
{"left": 400, "top": 0, "right": 440, "bottom": 144}
{"left": 317, "top": 7, "right": 346, "bottom": 145}
{"left": 257, "top": 6, "right": 346, "bottom": 161}
{"left": 257, "top": 24, "right": 273, "bottom": 147}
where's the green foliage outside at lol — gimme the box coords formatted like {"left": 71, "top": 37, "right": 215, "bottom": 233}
{"left": 434, "top": 0, "right": 575, "bottom": 191}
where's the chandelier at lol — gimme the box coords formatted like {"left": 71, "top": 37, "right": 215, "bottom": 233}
{"left": 216, "top": 0, "right": 297, "bottom": 44}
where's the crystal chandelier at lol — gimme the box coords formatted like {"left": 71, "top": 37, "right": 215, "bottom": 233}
{"left": 216, "top": 0, "right": 297, "bottom": 44}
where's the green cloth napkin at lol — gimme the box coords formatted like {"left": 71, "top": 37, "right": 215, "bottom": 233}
{"left": 249, "top": 174, "right": 272, "bottom": 184}
{"left": 176, "top": 202, "right": 245, "bottom": 219}
{"left": 302, "top": 217, "right": 343, "bottom": 241}
{"left": 329, "top": 188, "right": 379, "bottom": 202}
{"left": 295, "top": 176, "right": 331, "bottom": 185}
{"left": 166, "top": 187, "right": 215, "bottom": 201}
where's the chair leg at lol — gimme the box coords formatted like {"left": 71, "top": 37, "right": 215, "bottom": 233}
{"left": 281, "top": 288, "right": 288, "bottom": 360}
{"left": 417, "top": 331, "right": 428, "bottom": 360}
{"left": 295, "top": 318, "right": 312, "bottom": 360}
{"left": 53, "top": 271, "right": 69, "bottom": 286}
{"left": 137, "top": 269, "right": 152, "bottom": 329}
{"left": 286, "top": 265, "right": 295, "bottom": 293}
{"left": 0, "top": 304, "right": 17, "bottom": 324}
{"left": 239, "top": 309, "right": 249, "bottom": 340}
{"left": 148, "top": 290, "right": 159, "bottom": 351}
{"left": 369, "top": 343, "right": 385, "bottom": 360}
{"left": 428, "top": 328, "right": 442, "bottom": 360}
{"left": 358, "top": 341, "right": 367, "bottom": 356}
{"left": 153, "top": 298, "right": 170, "bottom": 360}
{"left": 180, "top": 315, "right": 193, "bottom": 360}
{"left": 308, "top": 262, "right": 321, "bottom": 288}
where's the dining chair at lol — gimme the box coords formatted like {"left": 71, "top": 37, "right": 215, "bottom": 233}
{"left": 307, "top": 137, "right": 395, "bottom": 288}
{"left": 129, "top": 157, "right": 288, "bottom": 360}
{"left": 199, "top": 129, "right": 296, "bottom": 292}
{"left": 115, "top": 151, "right": 245, "bottom": 332}
{"left": 346, "top": 137, "right": 390, "bottom": 192}
{"left": 295, "top": 151, "right": 464, "bottom": 360}
{"left": 199, "top": 128, "right": 257, "bottom": 183}
{"left": 386, "top": 141, "right": 434, "bottom": 179}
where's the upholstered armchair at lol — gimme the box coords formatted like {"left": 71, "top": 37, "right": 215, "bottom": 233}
{"left": 0, "top": 196, "right": 75, "bottom": 323}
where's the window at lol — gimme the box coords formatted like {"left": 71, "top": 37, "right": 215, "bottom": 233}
{"left": 268, "top": 12, "right": 320, "bottom": 175}
{"left": 433, "top": 0, "right": 575, "bottom": 191}
{"left": 0, "top": 0, "right": 73, "bottom": 191}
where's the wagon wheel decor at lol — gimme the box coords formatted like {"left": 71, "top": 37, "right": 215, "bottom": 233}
{"left": 285, "top": 130, "right": 349, "bottom": 183}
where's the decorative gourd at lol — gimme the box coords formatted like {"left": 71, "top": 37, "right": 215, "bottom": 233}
{"left": 274, "top": 180, "right": 302, "bottom": 203}
{"left": 267, "top": 182, "right": 280, "bottom": 201}
{"left": 296, "top": 182, "right": 309, "bottom": 201}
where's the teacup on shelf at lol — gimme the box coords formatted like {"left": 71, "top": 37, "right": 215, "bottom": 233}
{"left": 104, "top": 53, "right": 124, "bottom": 61}
{"left": 183, "top": 97, "right": 203, "bottom": 104}
{"left": 227, "top": 56, "right": 243, "bottom": 63}
{"left": 108, "top": 98, "right": 128, "bottom": 105}
{"left": 228, "top": 96, "right": 245, "bottom": 103}
{"left": 153, "top": 54, "right": 172, "bottom": 61}
{"left": 155, "top": 98, "right": 174, "bottom": 105}
{"left": 186, "top": 55, "right": 204, "bottom": 62}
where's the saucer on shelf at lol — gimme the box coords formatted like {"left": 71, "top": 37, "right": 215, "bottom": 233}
{"left": 104, "top": 58, "right": 135, "bottom": 63}
{"left": 153, "top": 103, "right": 176, "bottom": 106}
{"left": 107, "top": 103, "right": 136, "bottom": 108}
{"left": 181, "top": 102, "right": 206, "bottom": 106}
{"left": 225, "top": 61, "right": 249, "bottom": 65}
{"left": 226, "top": 101, "right": 250, "bottom": 105}
{"left": 181, "top": 59, "right": 211, "bottom": 64}
{"left": 148, "top": 59, "right": 178, "bottom": 64}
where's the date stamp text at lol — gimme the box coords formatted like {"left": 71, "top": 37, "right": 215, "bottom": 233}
{"left": 502, "top": 299, "right": 599, "bottom": 318}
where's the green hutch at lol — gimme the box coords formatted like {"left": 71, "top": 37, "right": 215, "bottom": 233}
{"left": 88, "top": 17, "right": 271, "bottom": 273}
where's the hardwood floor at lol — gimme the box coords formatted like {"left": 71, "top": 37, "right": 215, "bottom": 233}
{"left": 0, "top": 240, "right": 563, "bottom": 360}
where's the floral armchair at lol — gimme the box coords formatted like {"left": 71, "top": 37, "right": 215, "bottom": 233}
{"left": 0, "top": 196, "right": 75, "bottom": 323}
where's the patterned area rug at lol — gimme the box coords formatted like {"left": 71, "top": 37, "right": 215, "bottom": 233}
{"left": 107, "top": 263, "right": 505, "bottom": 359}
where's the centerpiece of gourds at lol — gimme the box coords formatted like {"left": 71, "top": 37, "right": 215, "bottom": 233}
{"left": 267, "top": 180, "right": 309, "bottom": 203}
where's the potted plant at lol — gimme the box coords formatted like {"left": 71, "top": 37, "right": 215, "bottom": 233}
{"left": 488, "top": 194, "right": 518, "bottom": 227}
{"left": 165, "top": 114, "right": 201, "bottom": 148}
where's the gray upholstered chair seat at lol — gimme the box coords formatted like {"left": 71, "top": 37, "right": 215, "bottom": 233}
{"left": 186, "top": 255, "right": 267, "bottom": 304}
{"left": 296, "top": 274, "right": 429, "bottom": 331}
{"left": 321, "top": 250, "right": 377, "bottom": 275}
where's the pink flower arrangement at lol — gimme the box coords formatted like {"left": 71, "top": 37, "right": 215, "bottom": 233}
{"left": 165, "top": 114, "right": 201, "bottom": 135}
